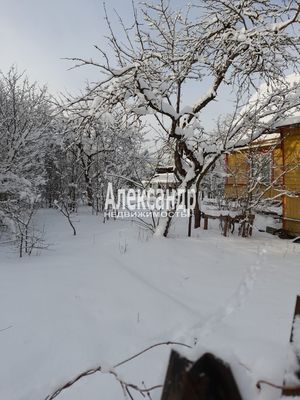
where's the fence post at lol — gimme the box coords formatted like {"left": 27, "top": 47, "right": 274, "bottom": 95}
{"left": 204, "top": 215, "right": 208, "bottom": 230}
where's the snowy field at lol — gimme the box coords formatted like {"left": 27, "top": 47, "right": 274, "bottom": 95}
{"left": 0, "top": 208, "right": 299, "bottom": 400}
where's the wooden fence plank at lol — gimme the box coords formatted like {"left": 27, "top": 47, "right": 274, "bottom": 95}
{"left": 282, "top": 295, "right": 300, "bottom": 397}
{"left": 161, "top": 351, "right": 243, "bottom": 400}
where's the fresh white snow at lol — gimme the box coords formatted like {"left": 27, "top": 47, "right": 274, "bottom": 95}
{"left": 0, "top": 208, "right": 299, "bottom": 400}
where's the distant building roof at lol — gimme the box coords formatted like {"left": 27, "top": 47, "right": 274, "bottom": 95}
{"left": 155, "top": 166, "right": 174, "bottom": 174}
{"left": 151, "top": 172, "right": 177, "bottom": 184}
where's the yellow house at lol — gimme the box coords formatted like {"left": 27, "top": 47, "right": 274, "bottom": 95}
{"left": 225, "top": 119, "right": 300, "bottom": 236}
{"left": 279, "top": 120, "right": 300, "bottom": 234}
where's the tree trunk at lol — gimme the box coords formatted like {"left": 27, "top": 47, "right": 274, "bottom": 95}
{"left": 163, "top": 214, "right": 173, "bottom": 237}
{"left": 86, "top": 184, "right": 93, "bottom": 207}
{"left": 194, "top": 181, "right": 201, "bottom": 229}
{"left": 194, "top": 197, "right": 201, "bottom": 229}
{"left": 188, "top": 211, "right": 192, "bottom": 237}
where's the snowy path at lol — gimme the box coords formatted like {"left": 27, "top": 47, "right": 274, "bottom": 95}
{"left": 0, "top": 209, "right": 299, "bottom": 400}
{"left": 187, "top": 248, "right": 265, "bottom": 342}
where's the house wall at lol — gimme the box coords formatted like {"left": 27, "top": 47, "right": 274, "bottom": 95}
{"left": 225, "top": 182, "right": 280, "bottom": 199}
{"left": 226, "top": 152, "right": 248, "bottom": 186}
{"left": 281, "top": 126, "right": 300, "bottom": 234}
{"left": 225, "top": 127, "right": 300, "bottom": 235}
{"left": 272, "top": 147, "right": 284, "bottom": 184}
{"left": 225, "top": 145, "right": 283, "bottom": 200}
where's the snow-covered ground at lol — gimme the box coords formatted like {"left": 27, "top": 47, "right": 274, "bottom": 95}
{"left": 0, "top": 208, "right": 299, "bottom": 400}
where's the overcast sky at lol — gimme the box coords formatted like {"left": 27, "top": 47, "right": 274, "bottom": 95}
{"left": 0, "top": 0, "right": 124, "bottom": 94}
{"left": 0, "top": 0, "right": 183, "bottom": 92}
{"left": 0, "top": 0, "right": 234, "bottom": 130}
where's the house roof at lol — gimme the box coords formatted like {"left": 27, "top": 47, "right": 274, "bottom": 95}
{"left": 234, "top": 132, "right": 281, "bottom": 151}
{"left": 276, "top": 115, "right": 300, "bottom": 128}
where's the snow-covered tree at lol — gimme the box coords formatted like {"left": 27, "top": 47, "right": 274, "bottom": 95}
{"left": 57, "top": 99, "right": 150, "bottom": 212}
{"left": 68, "top": 0, "right": 300, "bottom": 236}
{"left": 0, "top": 67, "right": 55, "bottom": 254}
